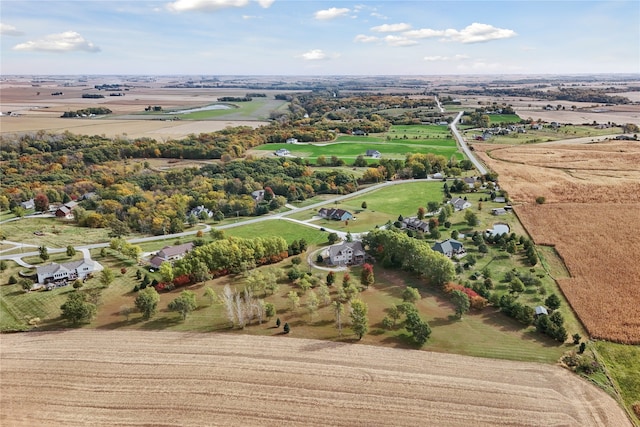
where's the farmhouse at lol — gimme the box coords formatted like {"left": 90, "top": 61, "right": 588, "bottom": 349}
{"left": 149, "top": 242, "right": 194, "bottom": 268}
{"left": 328, "top": 241, "right": 365, "bottom": 266}
{"left": 449, "top": 197, "right": 471, "bottom": 211}
{"left": 318, "top": 208, "right": 353, "bottom": 221}
{"left": 188, "top": 205, "right": 213, "bottom": 219}
{"left": 36, "top": 259, "right": 103, "bottom": 284}
{"left": 274, "top": 148, "right": 290, "bottom": 157}
{"left": 20, "top": 199, "right": 35, "bottom": 210}
{"left": 463, "top": 177, "right": 478, "bottom": 189}
{"left": 402, "top": 216, "right": 429, "bottom": 233}
{"left": 432, "top": 239, "right": 466, "bottom": 258}
{"left": 55, "top": 201, "right": 78, "bottom": 219}
{"left": 365, "top": 149, "right": 381, "bottom": 159}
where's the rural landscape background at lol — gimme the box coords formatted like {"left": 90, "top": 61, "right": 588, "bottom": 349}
{"left": 1, "top": 1, "right": 639, "bottom": 426}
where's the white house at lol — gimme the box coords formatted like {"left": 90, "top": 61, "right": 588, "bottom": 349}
{"left": 20, "top": 199, "right": 35, "bottom": 210}
{"left": 36, "top": 259, "right": 103, "bottom": 284}
{"left": 365, "top": 149, "right": 381, "bottom": 159}
{"left": 285, "top": 138, "right": 298, "bottom": 144}
{"left": 449, "top": 197, "right": 472, "bottom": 211}
{"left": 327, "top": 241, "right": 365, "bottom": 266}
{"left": 275, "top": 148, "right": 290, "bottom": 157}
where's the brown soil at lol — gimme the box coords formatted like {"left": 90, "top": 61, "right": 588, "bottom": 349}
{"left": 0, "top": 330, "right": 632, "bottom": 427}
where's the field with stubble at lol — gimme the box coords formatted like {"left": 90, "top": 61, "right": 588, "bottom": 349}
{"left": 0, "top": 330, "right": 631, "bottom": 427}
{"left": 474, "top": 139, "right": 640, "bottom": 344}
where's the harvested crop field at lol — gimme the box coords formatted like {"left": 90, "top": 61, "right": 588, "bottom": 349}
{"left": 516, "top": 203, "right": 640, "bottom": 344}
{"left": 474, "top": 139, "right": 640, "bottom": 343}
{"left": 0, "top": 330, "right": 630, "bottom": 427}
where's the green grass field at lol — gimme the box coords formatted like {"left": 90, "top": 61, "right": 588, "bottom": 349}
{"left": 488, "top": 114, "right": 521, "bottom": 124}
{"left": 139, "top": 98, "right": 287, "bottom": 121}
{"left": 224, "top": 219, "right": 328, "bottom": 245}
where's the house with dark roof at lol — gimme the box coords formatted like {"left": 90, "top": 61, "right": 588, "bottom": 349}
{"left": 402, "top": 217, "right": 429, "bottom": 233}
{"left": 36, "top": 259, "right": 103, "bottom": 284}
{"left": 431, "top": 239, "right": 466, "bottom": 258}
{"left": 491, "top": 208, "right": 508, "bottom": 216}
{"left": 365, "top": 149, "right": 381, "bottom": 159}
{"left": 449, "top": 197, "right": 471, "bottom": 211}
{"left": 463, "top": 177, "right": 478, "bottom": 189}
{"left": 149, "top": 242, "right": 194, "bottom": 268}
{"left": 327, "top": 241, "right": 365, "bottom": 266}
{"left": 352, "top": 129, "right": 366, "bottom": 136}
{"left": 318, "top": 208, "right": 353, "bottom": 221}
{"left": 55, "top": 201, "right": 78, "bottom": 219}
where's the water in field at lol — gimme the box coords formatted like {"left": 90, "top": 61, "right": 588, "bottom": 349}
{"left": 167, "top": 104, "right": 231, "bottom": 114}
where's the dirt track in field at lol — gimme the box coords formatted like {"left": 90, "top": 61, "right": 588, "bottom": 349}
{"left": 0, "top": 330, "right": 631, "bottom": 427}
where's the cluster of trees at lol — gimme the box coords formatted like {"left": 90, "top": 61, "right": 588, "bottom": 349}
{"left": 454, "top": 87, "right": 631, "bottom": 104}
{"left": 363, "top": 229, "right": 455, "bottom": 288}
{"left": 170, "top": 235, "right": 289, "bottom": 282}
{"left": 61, "top": 107, "right": 112, "bottom": 118}
{"left": 381, "top": 295, "right": 431, "bottom": 346}
{"left": 217, "top": 96, "right": 252, "bottom": 102}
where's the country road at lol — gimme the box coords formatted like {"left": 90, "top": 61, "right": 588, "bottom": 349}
{"left": 450, "top": 111, "right": 488, "bottom": 176}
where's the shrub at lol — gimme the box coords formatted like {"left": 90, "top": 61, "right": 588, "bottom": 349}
{"left": 291, "top": 256, "right": 302, "bottom": 265}
{"left": 535, "top": 196, "right": 546, "bottom": 204}
{"left": 283, "top": 322, "right": 290, "bottom": 334}
{"left": 8, "top": 275, "right": 17, "bottom": 285}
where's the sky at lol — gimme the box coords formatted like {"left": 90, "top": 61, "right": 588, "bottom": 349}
{"left": 1, "top": 0, "right": 638, "bottom": 76}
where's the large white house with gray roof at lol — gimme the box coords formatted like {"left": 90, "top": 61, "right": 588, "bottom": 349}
{"left": 36, "top": 259, "right": 103, "bottom": 284}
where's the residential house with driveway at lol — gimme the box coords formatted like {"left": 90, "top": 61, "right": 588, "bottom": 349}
{"left": 149, "top": 242, "right": 194, "bottom": 268}
{"left": 449, "top": 197, "right": 472, "bottom": 211}
{"left": 365, "top": 149, "right": 381, "bottom": 159}
{"left": 431, "top": 239, "right": 466, "bottom": 259}
{"left": 402, "top": 216, "right": 429, "bottom": 233}
{"left": 55, "top": 201, "right": 78, "bottom": 219}
{"left": 36, "top": 259, "right": 104, "bottom": 284}
{"left": 318, "top": 208, "right": 353, "bottom": 221}
{"left": 327, "top": 241, "right": 365, "bottom": 266}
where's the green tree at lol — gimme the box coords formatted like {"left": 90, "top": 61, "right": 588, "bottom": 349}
{"left": 326, "top": 271, "right": 335, "bottom": 286}
{"left": 545, "top": 294, "right": 561, "bottom": 311}
{"left": 265, "top": 302, "right": 276, "bottom": 319}
{"left": 20, "top": 279, "right": 33, "bottom": 292}
{"left": 159, "top": 262, "right": 174, "bottom": 283}
{"left": 306, "top": 290, "right": 319, "bottom": 322}
{"left": 388, "top": 304, "right": 401, "bottom": 326}
{"left": 427, "top": 201, "right": 439, "bottom": 213}
{"left": 0, "top": 260, "right": 7, "bottom": 272}
{"left": 204, "top": 286, "right": 217, "bottom": 305}
{"left": 135, "top": 287, "right": 160, "bottom": 320}
{"left": 361, "top": 201, "right": 367, "bottom": 209}
{"left": 327, "top": 232, "right": 340, "bottom": 244}
{"left": 276, "top": 317, "right": 281, "bottom": 328}
{"left": 99, "top": 268, "right": 115, "bottom": 287}
{"left": 405, "top": 310, "right": 431, "bottom": 346}
{"left": 38, "top": 245, "right": 49, "bottom": 262}
{"left": 317, "top": 283, "right": 331, "bottom": 306}
{"left": 283, "top": 322, "right": 290, "bottom": 334}
{"left": 509, "top": 277, "right": 525, "bottom": 294}
{"left": 451, "top": 290, "right": 470, "bottom": 319}
{"left": 287, "top": 290, "right": 300, "bottom": 312}
{"left": 168, "top": 290, "right": 197, "bottom": 320}
{"left": 464, "top": 210, "right": 479, "bottom": 226}
{"left": 60, "top": 292, "right": 96, "bottom": 326}
{"left": 66, "top": 245, "right": 76, "bottom": 257}
{"left": 349, "top": 299, "right": 369, "bottom": 340}
{"left": 417, "top": 206, "right": 426, "bottom": 220}
{"left": 402, "top": 286, "right": 420, "bottom": 303}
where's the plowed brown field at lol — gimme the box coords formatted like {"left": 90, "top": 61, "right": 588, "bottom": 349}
{"left": 0, "top": 330, "right": 631, "bottom": 427}
{"left": 475, "top": 140, "right": 640, "bottom": 343}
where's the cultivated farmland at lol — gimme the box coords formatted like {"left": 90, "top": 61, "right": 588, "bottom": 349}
{"left": 475, "top": 139, "right": 640, "bottom": 344}
{"left": 0, "top": 330, "right": 631, "bottom": 427}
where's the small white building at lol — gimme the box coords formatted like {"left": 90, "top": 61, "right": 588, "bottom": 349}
{"left": 275, "top": 148, "right": 290, "bottom": 157}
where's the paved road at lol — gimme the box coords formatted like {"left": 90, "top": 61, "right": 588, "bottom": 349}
{"left": 450, "top": 111, "right": 488, "bottom": 176}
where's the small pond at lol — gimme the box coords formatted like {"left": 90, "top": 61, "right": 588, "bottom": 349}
{"left": 487, "top": 223, "right": 510, "bottom": 236}
{"left": 165, "top": 104, "right": 231, "bottom": 114}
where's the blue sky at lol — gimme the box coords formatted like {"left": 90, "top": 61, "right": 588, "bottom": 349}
{"left": 1, "top": 0, "right": 638, "bottom": 75}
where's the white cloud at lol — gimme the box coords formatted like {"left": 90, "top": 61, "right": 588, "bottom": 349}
{"left": 384, "top": 35, "right": 417, "bottom": 47}
{"left": 300, "top": 49, "right": 327, "bottom": 60}
{"left": 0, "top": 23, "right": 25, "bottom": 36}
{"left": 403, "top": 28, "right": 444, "bottom": 39}
{"left": 13, "top": 31, "right": 100, "bottom": 53}
{"left": 314, "top": 7, "right": 350, "bottom": 20}
{"left": 167, "top": 0, "right": 249, "bottom": 13}
{"left": 256, "top": 0, "right": 274, "bottom": 8}
{"left": 404, "top": 23, "right": 516, "bottom": 43}
{"left": 371, "top": 23, "right": 411, "bottom": 33}
{"left": 424, "top": 54, "right": 469, "bottom": 61}
{"left": 354, "top": 34, "right": 378, "bottom": 43}
{"left": 443, "top": 23, "right": 516, "bottom": 43}
{"left": 370, "top": 12, "right": 387, "bottom": 19}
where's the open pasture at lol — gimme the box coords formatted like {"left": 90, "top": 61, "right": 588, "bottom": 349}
{"left": 0, "top": 330, "right": 631, "bottom": 427}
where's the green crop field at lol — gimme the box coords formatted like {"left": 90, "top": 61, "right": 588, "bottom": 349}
{"left": 488, "top": 114, "right": 521, "bottom": 124}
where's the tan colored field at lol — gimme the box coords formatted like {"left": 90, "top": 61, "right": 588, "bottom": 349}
{"left": 475, "top": 140, "right": 640, "bottom": 343}
{"left": 516, "top": 204, "right": 640, "bottom": 343}
{"left": 0, "top": 330, "right": 631, "bottom": 427}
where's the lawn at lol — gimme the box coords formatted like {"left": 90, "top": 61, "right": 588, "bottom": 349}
{"left": 488, "top": 114, "right": 521, "bottom": 124}
{"left": 223, "top": 219, "right": 328, "bottom": 245}
{"left": 1, "top": 217, "right": 131, "bottom": 247}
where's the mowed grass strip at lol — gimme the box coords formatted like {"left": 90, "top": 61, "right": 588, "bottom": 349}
{"left": 223, "top": 219, "right": 328, "bottom": 245}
